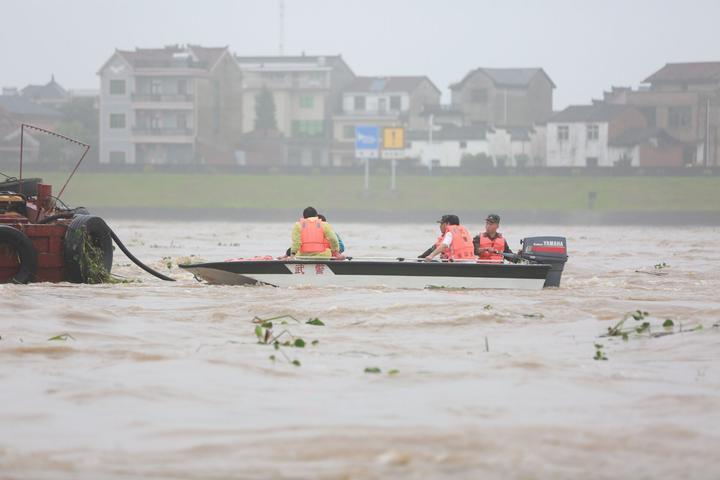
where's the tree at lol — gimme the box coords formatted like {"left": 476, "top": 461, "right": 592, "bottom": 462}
{"left": 254, "top": 87, "right": 277, "bottom": 131}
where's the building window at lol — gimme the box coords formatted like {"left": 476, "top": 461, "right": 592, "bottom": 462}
{"left": 109, "top": 79, "right": 126, "bottom": 95}
{"left": 109, "top": 113, "right": 126, "bottom": 129}
{"left": 669, "top": 106, "right": 692, "bottom": 129}
{"left": 109, "top": 151, "right": 126, "bottom": 164}
{"left": 343, "top": 125, "right": 355, "bottom": 139}
{"left": 557, "top": 125, "right": 569, "bottom": 141}
{"left": 459, "top": 141, "right": 467, "bottom": 149}
{"left": 587, "top": 124, "right": 599, "bottom": 141}
{"left": 586, "top": 157, "right": 599, "bottom": 167}
{"left": 354, "top": 95, "right": 366, "bottom": 111}
{"left": 390, "top": 96, "right": 402, "bottom": 110}
{"left": 300, "top": 95, "right": 314, "bottom": 108}
{"left": 471, "top": 88, "right": 488, "bottom": 103}
{"left": 292, "top": 120, "right": 324, "bottom": 137}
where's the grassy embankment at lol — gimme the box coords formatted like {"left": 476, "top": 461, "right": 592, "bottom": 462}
{"left": 28, "top": 172, "right": 720, "bottom": 213}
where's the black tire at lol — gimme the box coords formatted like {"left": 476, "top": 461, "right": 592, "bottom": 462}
{"left": 63, "top": 215, "right": 113, "bottom": 283}
{"left": 0, "top": 225, "right": 37, "bottom": 284}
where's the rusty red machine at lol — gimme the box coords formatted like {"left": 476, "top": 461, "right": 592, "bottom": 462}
{"left": 0, "top": 124, "right": 113, "bottom": 283}
{"left": 1, "top": 124, "right": 173, "bottom": 284}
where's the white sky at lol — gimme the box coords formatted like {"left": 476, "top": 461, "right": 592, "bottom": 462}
{"left": 2, "top": 0, "right": 718, "bottom": 108}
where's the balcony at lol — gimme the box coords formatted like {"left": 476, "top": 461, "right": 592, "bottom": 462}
{"left": 133, "top": 127, "right": 194, "bottom": 135}
{"left": 132, "top": 93, "right": 194, "bottom": 102}
{"left": 131, "top": 127, "right": 195, "bottom": 144}
{"left": 131, "top": 93, "right": 195, "bottom": 109}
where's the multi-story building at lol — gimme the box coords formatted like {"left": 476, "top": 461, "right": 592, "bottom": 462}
{"left": 604, "top": 63, "right": 720, "bottom": 166}
{"left": 546, "top": 104, "right": 647, "bottom": 167}
{"left": 235, "top": 55, "right": 354, "bottom": 137}
{"left": 450, "top": 67, "right": 554, "bottom": 128}
{"left": 331, "top": 76, "right": 441, "bottom": 165}
{"left": 98, "top": 44, "right": 242, "bottom": 165}
{"left": 233, "top": 54, "right": 355, "bottom": 167}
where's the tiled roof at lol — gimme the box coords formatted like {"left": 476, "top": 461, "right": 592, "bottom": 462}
{"left": 345, "top": 76, "right": 440, "bottom": 94}
{"left": 408, "top": 125, "right": 487, "bottom": 141}
{"left": 450, "top": 67, "right": 555, "bottom": 90}
{"left": 0, "top": 95, "right": 63, "bottom": 118}
{"left": 21, "top": 76, "right": 67, "bottom": 100}
{"left": 549, "top": 104, "right": 630, "bottom": 123}
{"left": 235, "top": 54, "right": 343, "bottom": 65}
{"left": 116, "top": 44, "right": 228, "bottom": 70}
{"left": 609, "top": 127, "right": 683, "bottom": 147}
{"left": 644, "top": 62, "right": 720, "bottom": 84}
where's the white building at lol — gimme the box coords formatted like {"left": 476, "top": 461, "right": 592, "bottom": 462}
{"left": 546, "top": 104, "right": 647, "bottom": 167}
{"left": 98, "top": 45, "right": 242, "bottom": 165}
{"left": 407, "top": 126, "right": 488, "bottom": 168}
{"left": 332, "top": 76, "right": 441, "bottom": 165}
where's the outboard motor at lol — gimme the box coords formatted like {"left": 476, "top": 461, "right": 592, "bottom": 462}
{"left": 519, "top": 236, "right": 568, "bottom": 287}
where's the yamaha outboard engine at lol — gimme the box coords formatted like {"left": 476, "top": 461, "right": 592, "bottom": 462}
{"left": 519, "top": 236, "right": 568, "bottom": 287}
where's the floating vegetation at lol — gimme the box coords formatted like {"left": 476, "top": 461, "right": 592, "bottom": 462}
{"left": 48, "top": 333, "right": 75, "bottom": 342}
{"left": 598, "top": 310, "right": 707, "bottom": 359}
{"left": 364, "top": 367, "right": 400, "bottom": 375}
{"left": 593, "top": 343, "right": 608, "bottom": 361}
{"left": 252, "top": 314, "right": 323, "bottom": 367}
{"left": 635, "top": 262, "right": 671, "bottom": 276}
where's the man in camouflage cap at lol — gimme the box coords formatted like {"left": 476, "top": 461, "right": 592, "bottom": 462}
{"left": 473, "top": 213, "right": 513, "bottom": 262}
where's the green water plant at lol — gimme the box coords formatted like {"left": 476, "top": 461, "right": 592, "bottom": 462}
{"left": 48, "top": 333, "right": 75, "bottom": 342}
{"left": 252, "top": 314, "right": 323, "bottom": 367}
{"left": 593, "top": 343, "right": 608, "bottom": 361}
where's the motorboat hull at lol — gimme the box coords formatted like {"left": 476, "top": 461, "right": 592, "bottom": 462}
{"left": 179, "top": 259, "right": 552, "bottom": 290}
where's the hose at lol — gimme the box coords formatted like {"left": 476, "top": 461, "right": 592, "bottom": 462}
{"left": 108, "top": 228, "right": 175, "bottom": 282}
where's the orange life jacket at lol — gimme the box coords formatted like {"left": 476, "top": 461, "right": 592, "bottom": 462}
{"left": 478, "top": 233, "right": 506, "bottom": 262}
{"left": 446, "top": 225, "right": 476, "bottom": 260}
{"left": 299, "top": 218, "right": 327, "bottom": 254}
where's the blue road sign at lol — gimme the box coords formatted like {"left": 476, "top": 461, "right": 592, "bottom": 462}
{"left": 355, "top": 125, "right": 379, "bottom": 158}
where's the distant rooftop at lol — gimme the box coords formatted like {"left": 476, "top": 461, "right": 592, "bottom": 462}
{"left": 644, "top": 62, "right": 720, "bottom": 84}
{"left": 408, "top": 125, "right": 488, "bottom": 141}
{"left": 345, "top": 76, "right": 440, "bottom": 94}
{"left": 113, "top": 44, "right": 228, "bottom": 70}
{"left": 0, "top": 95, "right": 63, "bottom": 118}
{"left": 21, "top": 75, "right": 67, "bottom": 101}
{"left": 451, "top": 67, "right": 555, "bottom": 90}
{"left": 549, "top": 104, "right": 632, "bottom": 123}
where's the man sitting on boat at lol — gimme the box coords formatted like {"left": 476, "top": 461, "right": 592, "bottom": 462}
{"left": 291, "top": 206, "right": 341, "bottom": 258}
{"left": 473, "top": 214, "right": 513, "bottom": 262}
{"left": 420, "top": 214, "right": 477, "bottom": 262}
{"left": 318, "top": 214, "right": 345, "bottom": 255}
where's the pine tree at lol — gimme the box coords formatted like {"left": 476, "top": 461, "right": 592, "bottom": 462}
{"left": 254, "top": 87, "right": 277, "bottom": 131}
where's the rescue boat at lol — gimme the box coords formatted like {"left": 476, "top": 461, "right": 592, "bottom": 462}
{"left": 180, "top": 237, "right": 568, "bottom": 290}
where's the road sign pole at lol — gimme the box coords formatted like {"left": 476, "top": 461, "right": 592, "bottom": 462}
{"left": 364, "top": 157, "right": 369, "bottom": 192}
{"left": 390, "top": 158, "right": 396, "bottom": 191}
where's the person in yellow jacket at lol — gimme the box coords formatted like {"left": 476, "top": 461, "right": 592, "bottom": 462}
{"left": 291, "top": 206, "right": 340, "bottom": 258}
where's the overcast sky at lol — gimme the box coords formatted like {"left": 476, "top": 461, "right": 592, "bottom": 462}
{"left": 1, "top": 0, "right": 718, "bottom": 108}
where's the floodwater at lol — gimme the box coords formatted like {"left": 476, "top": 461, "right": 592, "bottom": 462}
{"left": 1, "top": 222, "right": 719, "bottom": 480}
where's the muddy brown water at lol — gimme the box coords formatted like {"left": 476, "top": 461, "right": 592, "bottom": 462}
{"left": 1, "top": 222, "right": 719, "bottom": 479}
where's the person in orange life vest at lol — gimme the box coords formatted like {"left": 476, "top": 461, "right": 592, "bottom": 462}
{"left": 290, "top": 206, "right": 339, "bottom": 258}
{"left": 473, "top": 213, "right": 512, "bottom": 262}
{"left": 421, "top": 214, "right": 476, "bottom": 261}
